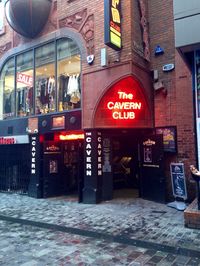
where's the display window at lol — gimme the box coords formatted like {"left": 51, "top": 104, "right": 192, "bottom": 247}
{"left": 16, "top": 51, "right": 34, "bottom": 117}
{"left": 0, "top": 58, "right": 15, "bottom": 120}
{"left": 0, "top": 37, "right": 81, "bottom": 120}
{"left": 57, "top": 38, "right": 81, "bottom": 111}
{"left": 35, "top": 42, "right": 56, "bottom": 114}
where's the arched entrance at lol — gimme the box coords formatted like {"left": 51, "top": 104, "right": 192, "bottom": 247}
{"left": 82, "top": 76, "right": 167, "bottom": 204}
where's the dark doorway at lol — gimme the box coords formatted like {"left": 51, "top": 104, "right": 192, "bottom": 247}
{"left": 43, "top": 140, "right": 84, "bottom": 201}
{"left": 111, "top": 130, "right": 140, "bottom": 199}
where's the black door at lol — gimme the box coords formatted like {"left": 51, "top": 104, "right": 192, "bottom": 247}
{"left": 140, "top": 134, "right": 165, "bottom": 202}
{"left": 43, "top": 141, "right": 63, "bottom": 198}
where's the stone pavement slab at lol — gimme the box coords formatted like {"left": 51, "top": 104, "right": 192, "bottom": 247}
{"left": 0, "top": 219, "right": 199, "bottom": 266}
{"left": 0, "top": 193, "right": 199, "bottom": 257}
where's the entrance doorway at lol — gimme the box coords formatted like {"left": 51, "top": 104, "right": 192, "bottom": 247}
{"left": 43, "top": 140, "right": 84, "bottom": 201}
{"left": 111, "top": 130, "right": 140, "bottom": 199}
{"left": 105, "top": 129, "right": 165, "bottom": 202}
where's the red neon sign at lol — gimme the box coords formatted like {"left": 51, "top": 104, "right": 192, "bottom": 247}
{"left": 94, "top": 76, "right": 151, "bottom": 128}
{"left": 107, "top": 91, "right": 142, "bottom": 120}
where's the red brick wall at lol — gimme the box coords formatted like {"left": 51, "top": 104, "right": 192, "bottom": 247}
{"left": 148, "top": 0, "right": 196, "bottom": 200}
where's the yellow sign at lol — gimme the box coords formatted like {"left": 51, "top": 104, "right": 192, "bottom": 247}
{"left": 104, "top": 0, "right": 122, "bottom": 50}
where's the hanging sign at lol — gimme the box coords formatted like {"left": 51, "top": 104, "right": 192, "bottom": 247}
{"left": 104, "top": 0, "right": 122, "bottom": 50}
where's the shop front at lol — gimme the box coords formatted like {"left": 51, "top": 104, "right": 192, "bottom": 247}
{"left": 82, "top": 76, "right": 166, "bottom": 204}
{"left": 0, "top": 29, "right": 86, "bottom": 200}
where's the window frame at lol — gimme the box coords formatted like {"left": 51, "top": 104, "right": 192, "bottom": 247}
{"left": 0, "top": 37, "right": 82, "bottom": 120}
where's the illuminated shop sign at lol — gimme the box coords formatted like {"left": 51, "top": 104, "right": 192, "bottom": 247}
{"left": 107, "top": 91, "right": 142, "bottom": 120}
{"left": 17, "top": 72, "right": 33, "bottom": 87}
{"left": 104, "top": 0, "right": 122, "bottom": 50}
{"left": 59, "top": 134, "right": 84, "bottom": 141}
{"left": 94, "top": 77, "right": 151, "bottom": 128}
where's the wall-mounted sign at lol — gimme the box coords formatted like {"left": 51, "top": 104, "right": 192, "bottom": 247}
{"left": 107, "top": 91, "right": 142, "bottom": 120}
{"left": 104, "top": 0, "right": 122, "bottom": 51}
{"left": 0, "top": 135, "right": 29, "bottom": 144}
{"left": 44, "top": 142, "right": 61, "bottom": 154}
{"left": 52, "top": 116, "right": 65, "bottom": 129}
{"left": 163, "top": 63, "right": 175, "bottom": 72}
{"left": 156, "top": 126, "right": 177, "bottom": 153}
{"left": 0, "top": 137, "right": 16, "bottom": 144}
{"left": 94, "top": 77, "right": 151, "bottom": 128}
{"left": 17, "top": 72, "right": 33, "bottom": 87}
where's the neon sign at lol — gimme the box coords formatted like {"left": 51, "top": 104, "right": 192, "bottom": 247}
{"left": 59, "top": 134, "right": 84, "bottom": 141}
{"left": 107, "top": 91, "right": 142, "bottom": 120}
{"left": 94, "top": 76, "right": 152, "bottom": 128}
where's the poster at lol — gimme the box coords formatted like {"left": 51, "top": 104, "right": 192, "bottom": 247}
{"left": 156, "top": 126, "right": 177, "bottom": 153}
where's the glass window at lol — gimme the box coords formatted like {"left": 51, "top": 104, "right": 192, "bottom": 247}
{"left": 0, "top": 1, "right": 4, "bottom": 31}
{"left": 0, "top": 37, "right": 81, "bottom": 120}
{"left": 16, "top": 50, "right": 34, "bottom": 117}
{"left": 35, "top": 42, "right": 56, "bottom": 114}
{"left": 57, "top": 38, "right": 81, "bottom": 111}
{"left": 0, "top": 57, "right": 15, "bottom": 120}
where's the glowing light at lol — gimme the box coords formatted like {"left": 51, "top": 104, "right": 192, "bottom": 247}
{"left": 59, "top": 134, "right": 84, "bottom": 141}
{"left": 106, "top": 91, "right": 142, "bottom": 120}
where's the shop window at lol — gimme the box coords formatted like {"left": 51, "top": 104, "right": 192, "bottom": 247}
{"left": 0, "top": 37, "right": 81, "bottom": 120}
{"left": 57, "top": 38, "right": 81, "bottom": 111}
{"left": 35, "top": 42, "right": 56, "bottom": 114}
{"left": 0, "top": 1, "right": 4, "bottom": 31}
{"left": 16, "top": 51, "right": 34, "bottom": 117}
{"left": 0, "top": 57, "right": 15, "bottom": 120}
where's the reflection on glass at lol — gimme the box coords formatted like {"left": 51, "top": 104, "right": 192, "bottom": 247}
{"left": 0, "top": 58, "right": 15, "bottom": 120}
{"left": 57, "top": 38, "right": 81, "bottom": 111}
{"left": 35, "top": 42, "right": 55, "bottom": 114}
{"left": 16, "top": 51, "right": 34, "bottom": 117}
{"left": 0, "top": 38, "right": 81, "bottom": 120}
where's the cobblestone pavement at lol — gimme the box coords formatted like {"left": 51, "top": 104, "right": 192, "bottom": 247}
{"left": 0, "top": 192, "right": 200, "bottom": 265}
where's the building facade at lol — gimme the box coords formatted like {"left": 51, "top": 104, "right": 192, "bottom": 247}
{"left": 0, "top": 0, "right": 196, "bottom": 203}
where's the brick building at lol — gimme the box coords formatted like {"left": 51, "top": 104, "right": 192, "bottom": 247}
{"left": 0, "top": 0, "right": 197, "bottom": 203}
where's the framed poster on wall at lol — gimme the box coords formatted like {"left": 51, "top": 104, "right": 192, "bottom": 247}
{"left": 156, "top": 126, "right": 177, "bottom": 153}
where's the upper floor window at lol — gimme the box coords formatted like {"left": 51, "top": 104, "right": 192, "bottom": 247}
{"left": 0, "top": 1, "right": 5, "bottom": 31}
{"left": 0, "top": 38, "right": 81, "bottom": 120}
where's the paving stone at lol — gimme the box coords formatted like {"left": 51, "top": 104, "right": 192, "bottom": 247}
{"left": 0, "top": 193, "right": 199, "bottom": 265}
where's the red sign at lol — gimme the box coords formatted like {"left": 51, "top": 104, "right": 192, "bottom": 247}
{"left": 107, "top": 91, "right": 142, "bottom": 120}
{"left": 17, "top": 72, "right": 33, "bottom": 87}
{"left": 0, "top": 137, "right": 16, "bottom": 144}
{"left": 94, "top": 76, "right": 151, "bottom": 128}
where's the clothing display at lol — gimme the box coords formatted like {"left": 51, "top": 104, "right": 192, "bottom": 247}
{"left": 35, "top": 76, "right": 56, "bottom": 113}
{"left": 58, "top": 73, "right": 81, "bottom": 109}
{"left": 17, "top": 87, "right": 33, "bottom": 116}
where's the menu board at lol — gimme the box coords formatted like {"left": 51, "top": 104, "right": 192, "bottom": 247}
{"left": 170, "top": 163, "right": 187, "bottom": 199}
